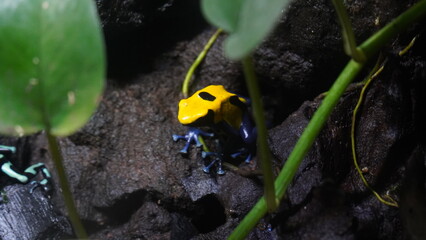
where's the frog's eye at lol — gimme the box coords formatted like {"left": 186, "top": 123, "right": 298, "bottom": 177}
{"left": 198, "top": 92, "right": 216, "bottom": 101}
{"left": 229, "top": 96, "right": 246, "bottom": 109}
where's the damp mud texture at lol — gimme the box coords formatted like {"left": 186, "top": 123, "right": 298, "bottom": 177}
{"left": 1, "top": 0, "right": 425, "bottom": 239}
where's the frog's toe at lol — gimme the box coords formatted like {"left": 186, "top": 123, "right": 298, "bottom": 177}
{"left": 40, "top": 179, "right": 53, "bottom": 194}
{"left": 205, "top": 132, "right": 214, "bottom": 137}
{"left": 29, "top": 180, "right": 53, "bottom": 194}
{"left": 172, "top": 134, "right": 181, "bottom": 142}
{"left": 202, "top": 159, "right": 225, "bottom": 175}
{"left": 202, "top": 151, "right": 218, "bottom": 158}
{"left": 216, "top": 168, "right": 225, "bottom": 175}
{"left": 244, "top": 154, "right": 253, "bottom": 163}
{"left": 29, "top": 181, "right": 40, "bottom": 193}
{"left": 202, "top": 166, "right": 211, "bottom": 173}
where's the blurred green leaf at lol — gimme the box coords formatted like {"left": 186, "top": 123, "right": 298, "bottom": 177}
{"left": 201, "top": 0, "right": 243, "bottom": 33}
{"left": 201, "top": 0, "right": 291, "bottom": 60}
{"left": 0, "top": 0, "right": 105, "bottom": 136}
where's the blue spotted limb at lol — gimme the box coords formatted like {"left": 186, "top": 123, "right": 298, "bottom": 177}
{"left": 231, "top": 149, "right": 253, "bottom": 163}
{"left": 201, "top": 151, "right": 225, "bottom": 175}
{"left": 0, "top": 145, "right": 52, "bottom": 194}
{"left": 172, "top": 127, "right": 214, "bottom": 154}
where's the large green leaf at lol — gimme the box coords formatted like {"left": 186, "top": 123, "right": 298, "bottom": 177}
{"left": 0, "top": 0, "right": 105, "bottom": 136}
{"left": 201, "top": 0, "right": 244, "bottom": 33}
{"left": 201, "top": 0, "right": 291, "bottom": 60}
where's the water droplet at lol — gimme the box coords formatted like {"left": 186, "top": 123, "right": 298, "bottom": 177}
{"left": 26, "top": 78, "right": 39, "bottom": 92}
{"left": 42, "top": 1, "right": 49, "bottom": 9}
{"left": 32, "top": 57, "right": 40, "bottom": 65}
{"left": 68, "top": 91, "right": 75, "bottom": 105}
{"left": 14, "top": 126, "right": 24, "bottom": 137}
{"left": 29, "top": 78, "right": 38, "bottom": 85}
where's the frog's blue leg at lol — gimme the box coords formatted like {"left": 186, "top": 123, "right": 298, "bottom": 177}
{"left": 201, "top": 151, "right": 225, "bottom": 175}
{"left": 244, "top": 154, "right": 253, "bottom": 163}
{"left": 239, "top": 112, "right": 257, "bottom": 163}
{"left": 240, "top": 113, "right": 257, "bottom": 145}
{"left": 230, "top": 151, "right": 242, "bottom": 158}
{"left": 172, "top": 135, "right": 186, "bottom": 141}
{"left": 191, "top": 128, "right": 214, "bottom": 147}
{"left": 230, "top": 149, "right": 253, "bottom": 163}
{"left": 173, "top": 127, "right": 213, "bottom": 154}
{"left": 172, "top": 134, "right": 192, "bottom": 154}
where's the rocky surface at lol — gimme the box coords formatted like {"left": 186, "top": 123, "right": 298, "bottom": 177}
{"left": 0, "top": 184, "right": 72, "bottom": 240}
{"left": 1, "top": 0, "right": 425, "bottom": 239}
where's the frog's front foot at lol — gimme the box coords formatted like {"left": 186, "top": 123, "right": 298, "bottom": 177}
{"left": 26, "top": 163, "right": 53, "bottom": 194}
{"left": 172, "top": 134, "right": 184, "bottom": 142}
{"left": 29, "top": 179, "right": 52, "bottom": 194}
{"left": 173, "top": 127, "right": 214, "bottom": 155}
{"left": 172, "top": 134, "right": 190, "bottom": 154}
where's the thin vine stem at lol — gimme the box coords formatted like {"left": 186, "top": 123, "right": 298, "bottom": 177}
{"left": 359, "top": 0, "right": 426, "bottom": 58}
{"left": 350, "top": 64, "right": 398, "bottom": 207}
{"left": 229, "top": 58, "right": 364, "bottom": 240}
{"left": 182, "top": 28, "right": 223, "bottom": 97}
{"left": 229, "top": 0, "right": 426, "bottom": 238}
{"left": 241, "top": 56, "right": 277, "bottom": 212}
{"left": 399, "top": 36, "right": 417, "bottom": 56}
{"left": 46, "top": 132, "right": 87, "bottom": 239}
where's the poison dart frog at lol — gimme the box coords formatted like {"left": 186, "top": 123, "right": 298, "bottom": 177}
{"left": 173, "top": 85, "right": 256, "bottom": 174}
{"left": 0, "top": 145, "right": 52, "bottom": 194}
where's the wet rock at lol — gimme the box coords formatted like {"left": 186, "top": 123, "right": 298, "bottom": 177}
{"left": 268, "top": 48, "right": 422, "bottom": 238}
{"left": 0, "top": 184, "right": 72, "bottom": 240}
{"left": 96, "top": 0, "right": 208, "bottom": 80}
{"left": 400, "top": 145, "right": 426, "bottom": 240}
{"left": 254, "top": 0, "right": 411, "bottom": 124}
{"left": 30, "top": 26, "right": 264, "bottom": 238}
{"left": 4, "top": 0, "right": 424, "bottom": 239}
{"left": 126, "top": 201, "right": 172, "bottom": 239}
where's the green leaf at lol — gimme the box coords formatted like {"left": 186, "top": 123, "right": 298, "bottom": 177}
{"left": 225, "top": 0, "right": 291, "bottom": 59}
{"left": 0, "top": 0, "right": 105, "bottom": 137}
{"left": 201, "top": 0, "right": 291, "bottom": 60}
{"left": 201, "top": 0, "right": 244, "bottom": 33}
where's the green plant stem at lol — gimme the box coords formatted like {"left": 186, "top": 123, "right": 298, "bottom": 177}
{"left": 229, "top": 1, "right": 426, "bottom": 238}
{"left": 229, "top": 59, "right": 364, "bottom": 240}
{"left": 182, "top": 28, "right": 223, "bottom": 97}
{"left": 274, "top": 61, "right": 363, "bottom": 198}
{"left": 46, "top": 132, "right": 88, "bottom": 239}
{"left": 331, "top": 0, "right": 366, "bottom": 62}
{"left": 241, "top": 56, "right": 277, "bottom": 212}
{"left": 360, "top": 0, "right": 426, "bottom": 58}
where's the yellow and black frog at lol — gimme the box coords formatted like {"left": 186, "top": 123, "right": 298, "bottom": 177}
{"left": 173, "top": 85, "right": 256, "bottom": 174}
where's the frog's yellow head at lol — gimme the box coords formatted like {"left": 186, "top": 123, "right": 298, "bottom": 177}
{"left": 178, "top": 85, "right": 246, "bottom": 129}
